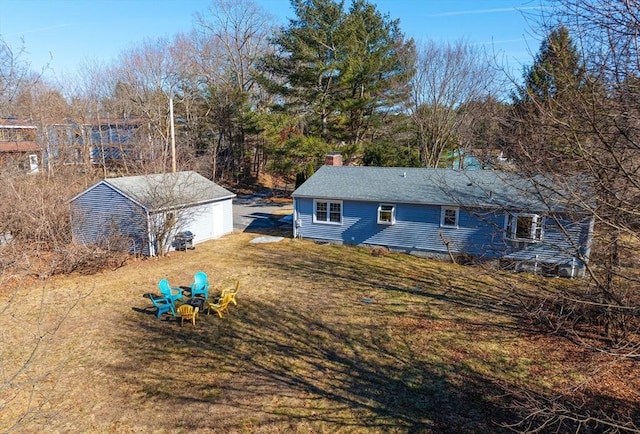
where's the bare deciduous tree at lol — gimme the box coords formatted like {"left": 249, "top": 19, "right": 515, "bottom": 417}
{"left": 410, "top": 39, "right": 499, "bottom": 167}
{"left": 0, "top": 36, "right": 34, "bottom": 114}
{"left": 191, "top": 0, "right": 275, "bottom": 180}
{"left": 504, "top": 1, "right": 640, "bottom": 431}
{"left": 104, "top": 37, "right": 182, "bottom": 174}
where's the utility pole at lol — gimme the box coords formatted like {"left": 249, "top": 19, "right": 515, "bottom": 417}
{"left": 169, "top": 97, "right": 176, "bottom": 173}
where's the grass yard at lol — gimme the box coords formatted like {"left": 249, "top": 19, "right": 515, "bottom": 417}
{"left": 1, "top": 230, "right": 638, "bottom": 433}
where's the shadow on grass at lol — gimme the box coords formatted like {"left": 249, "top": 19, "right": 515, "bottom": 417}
{"left": 251, "top": 242, "right": 534, "bottom": 332}
{"left": 242, "top": 217, "right": 292, "bottom": 236}
{"left": 116, "top": 241, "right": 638, "bottom": 433}
{"left": 119, "top": 299, "right": 518, "bottom": 433}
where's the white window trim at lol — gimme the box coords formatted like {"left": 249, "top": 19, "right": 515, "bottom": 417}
{"left": 440, "top": 206, "right": 459, "bottom": 228}
{"left": 377, "top": 203, "right": 396, "bottom": 225}
{"left": 313, "top": 199, "right": 343, "bottom": 225}
{"left": 505, "top": 213, "right": 543, "bottom": 242}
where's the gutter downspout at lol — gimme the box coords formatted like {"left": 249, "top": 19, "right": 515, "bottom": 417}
{"left": 293, "top": 198, "right": 301, "bottom": 239}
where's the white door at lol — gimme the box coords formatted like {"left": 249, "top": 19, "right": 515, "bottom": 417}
{"left": 28, "top": 154, "right": 39, "bottom": 173}
{"left": 212, "top": 202, "right": 223, "bottom": 237}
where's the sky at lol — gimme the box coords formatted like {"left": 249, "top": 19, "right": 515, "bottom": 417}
{"left": 0, "top": 0, "right": 547, "bottom": 80}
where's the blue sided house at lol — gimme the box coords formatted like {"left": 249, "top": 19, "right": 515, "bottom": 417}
{"left": 292, "top": 164, "right": 594, "bottom": 277}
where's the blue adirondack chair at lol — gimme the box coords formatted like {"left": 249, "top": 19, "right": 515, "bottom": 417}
{"left": 158, "top": 279, "right": 183, "bottom": 306}
{"left": 147, "top": 293, "right": 175, "bottom": 318}
{"left": 190, "top": 271, "right": 210, "bottom": 299}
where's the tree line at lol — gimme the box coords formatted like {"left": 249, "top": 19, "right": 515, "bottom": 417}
{"left": 0, "top": 0, "right": 506, "bottom": 185}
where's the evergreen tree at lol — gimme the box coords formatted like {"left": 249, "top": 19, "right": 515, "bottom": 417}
{"left": 509, "top": 26, "right": 592, "bottom": 168}
{"left": 335, "top": 0, "right": 415, "bottom": 144}
{"left": 259, "top": 0, "right": 414, "bottom": 147}
{"left": 517, "top": 25, "right": 587, "bottom": 105}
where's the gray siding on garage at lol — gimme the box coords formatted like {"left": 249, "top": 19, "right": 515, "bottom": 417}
{"left": 169, "top": 198, "right": 234, "bottom": 244}
{"left": 70, "top": 182, "right": 149, "bottom": 255}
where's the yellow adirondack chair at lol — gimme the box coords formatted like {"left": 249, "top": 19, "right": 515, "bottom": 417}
{"left": 177, "top": 304, "right": 199, "bottom": 326}
{"left": 207, "top": 293, "right": 232, "bottom": 318}
{"left": 220, "top": 281, "right": 239, "bottom": 306}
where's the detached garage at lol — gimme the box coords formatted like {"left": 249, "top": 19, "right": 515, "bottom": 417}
{"left": 70, "top": 171, "right": 236, "bottom": 256}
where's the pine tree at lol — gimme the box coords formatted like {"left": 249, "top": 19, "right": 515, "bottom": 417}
{"left": 259, "top": 0, "right": 414, "bottom": 147}
{"left": 518, "top": 26, "right": 587, "bottom": 105}
{"left": 510, "top": 26, "right": 592, "bottom": 167}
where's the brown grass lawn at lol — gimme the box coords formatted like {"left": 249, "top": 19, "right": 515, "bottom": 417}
{"left": 1, "top": 230, "right": 638, "bottom": 433}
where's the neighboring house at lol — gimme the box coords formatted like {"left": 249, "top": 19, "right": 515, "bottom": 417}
{"left": 449, "top": 148, "right": 510, "bottom": 170}
{"left": 0, "top": 118, "right": 40, "bottom": 173}
{"left": 70, "top": 171, "right": 236, "bottom": 256}
{"left": 84, "top": 119, "right": 142, "bottom": 166}
{"left": 45, "top": 118, "right": 144, "bottom": 168}
{"left": 292, "top": 159, "right": 594, "bottom": 277}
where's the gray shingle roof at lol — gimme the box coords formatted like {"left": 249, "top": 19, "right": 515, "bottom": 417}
{"left": 105, "top": 171, "right": 235, "bottom": 210}
{"left": 292, "top": 166, "right": 568, "bottom": 212}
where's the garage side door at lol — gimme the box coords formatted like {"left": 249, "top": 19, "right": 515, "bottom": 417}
{"left": 212, "top": 202, "right": 223, "bottom": 237}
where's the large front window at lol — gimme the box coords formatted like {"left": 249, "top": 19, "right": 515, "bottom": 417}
{"left": 506, "top": 213, "right": 543, "bottom": 241}
{"left": 314, "top": 200, "right": 342, "bottom": 224}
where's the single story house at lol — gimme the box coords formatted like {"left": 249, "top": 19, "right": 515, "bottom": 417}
{"left": 292, "top": 161, "right": 594, "bottom": 277}
{"left": 70, "top": 171, "right": 235, "bottom": 256}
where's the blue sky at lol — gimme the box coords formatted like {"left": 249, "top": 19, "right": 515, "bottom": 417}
{"left": 0, "top": 0, "right": 546, "bottom": 80}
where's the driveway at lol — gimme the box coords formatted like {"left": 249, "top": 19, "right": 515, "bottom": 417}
{"left": 232, "top": 191, "right": 293, "bottom": 232}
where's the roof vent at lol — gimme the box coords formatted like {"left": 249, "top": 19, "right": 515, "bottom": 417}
{"left": 402, "top": 171, "right": 406, "bottom": 178}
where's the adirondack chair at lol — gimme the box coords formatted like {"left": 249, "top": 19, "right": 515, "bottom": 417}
{"left": 177, "top": 304, "right": 199, "bottom": 327}
{"left": 206, "top": 293, "right": 232, "bottom": 318}
{"left": 146, "top": 293, "right": 175, "bottom": 318}
{"left": 190, "top": 271, "right": 210, "bottom": 299}
{"left": 220, "top": 281, "right": 239, "bottom": 306}
{"left": 158, "top": 279, "right": 183, "bottom": 306}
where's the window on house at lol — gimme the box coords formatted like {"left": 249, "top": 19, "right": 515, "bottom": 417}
{"left": 506, "top": 213, "right": 543, "bottom": 241}
{"left": 377, "top": 204, "right": 396, "bottom": 224}
{"left": 440, "top": 207, "right": 459, "bottom": 227}
{"left": 314, "top": 200, "right": 342, "bottom": 224}
{"left": 0, "top": 129, "right": 12, "bottom": 141}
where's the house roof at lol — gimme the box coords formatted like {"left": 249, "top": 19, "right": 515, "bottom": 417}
{"left": 0, "top": 118, "right": 37, "bottom": 128}
{"left": 73, "top": 171, "right": 236, "bottom": 211}
{"left": 292, "top": 166, "right": 572, "bottom": 212}
{"left": 0, "top": 141, "right": 40, "bottom": 153}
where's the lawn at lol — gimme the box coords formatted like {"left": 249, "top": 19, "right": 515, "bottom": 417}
{"left": 1, "top": 230, "right": 638, "bottom": 433}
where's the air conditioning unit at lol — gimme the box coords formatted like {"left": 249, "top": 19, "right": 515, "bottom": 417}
{"left": 558, "top": 265, "right": 574, "bottom": 278}
{"left": 515, "top": 261, "right": 537, "bottom": 274}
{"left": 558, "top": 258, "right": 582, "bottom": 278}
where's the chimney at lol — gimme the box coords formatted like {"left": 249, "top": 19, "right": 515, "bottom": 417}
{"left": 324, "top": 152, "right": 343, "bottom": 166}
